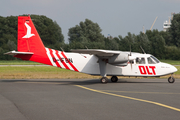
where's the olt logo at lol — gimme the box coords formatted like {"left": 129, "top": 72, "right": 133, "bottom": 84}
{"left": 138, "top": 66, "right": 156, "bottom": 75}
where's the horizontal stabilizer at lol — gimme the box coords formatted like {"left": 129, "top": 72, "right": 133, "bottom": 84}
{"left": 4, "top": 50, "right": 34, "bottom": 56}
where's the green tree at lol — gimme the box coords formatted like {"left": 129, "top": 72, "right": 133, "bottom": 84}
{"left": 164, "top": 46, "right": 180, "bottom": 60}
{"left": 118, "top": 33, "right": 136, "bottom": 51}
{"left": 150, "top": 35, "right": 165, "bottom": 59}
{"left": 0, "top": 15, "right": 65, "bottom": 60}
{"left": 104, "top": 37, "right": 119, "bottom": 50}
{"left": 168, "top": 13, "right": 180, "bottom": 47}
{"left": 30, "top": 15, "right": 64, "bottom": 49}
{"left": 7, "top": 40, "right": 16, "bottom": 51}
{"left": 135, "top": 32, "right": 150, "bottom": 53}
{"left": 68, "top": 19, "right": 104, "bottom": 48}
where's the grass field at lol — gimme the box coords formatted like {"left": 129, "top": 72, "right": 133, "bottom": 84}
{"left": 0, "top": 60, "right": 42, "bottom": 65}
{"left": 0, "top": 66, "right": 101, "bottom": 79}
{"left": 160, "top": 60, "right": 180, "bottom": 65}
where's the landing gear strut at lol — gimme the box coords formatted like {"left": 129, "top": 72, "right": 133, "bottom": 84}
{"left": 168, "top": 74, "right": 175, "bottom": 83}
{"left": 100, "top": 77, "right": 108, "bottom": 84}
{"left": 111, "top": 76, "right": 118, "bottom": 82}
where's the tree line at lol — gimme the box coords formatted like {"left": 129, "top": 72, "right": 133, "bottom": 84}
{"left": 0, "top": 14, "right": 180, "bottom": 60}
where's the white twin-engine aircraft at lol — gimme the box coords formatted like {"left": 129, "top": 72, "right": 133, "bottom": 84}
{"left": 5, "top": 16, "right": 177, "bottom": 83}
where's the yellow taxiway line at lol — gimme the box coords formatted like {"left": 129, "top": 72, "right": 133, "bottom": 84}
{"left": 15, "top": 81, "right": 180, "bottom": 112}
{"left": 75, "top": 85, "right": 180, "bottom": 112}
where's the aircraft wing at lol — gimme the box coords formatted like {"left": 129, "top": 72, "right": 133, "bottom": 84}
{"left": 71, "top": 49, "right": 120, "bottom": 57}
{"left": 4, "top": 50, "right": 34, "bottom": 56}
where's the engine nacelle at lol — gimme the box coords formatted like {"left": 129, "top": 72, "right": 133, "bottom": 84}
{"left": 108, "top": 53, "right": 129, "bottom": 65}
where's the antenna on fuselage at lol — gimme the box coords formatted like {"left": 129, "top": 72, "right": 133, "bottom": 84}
{"left": 140, "top": 46, "right": 146, "bottom": 54}
{"left": 60, "top": 47, "right": 64, "bottom": 52}
{"left": 85, "top": 46, "right": 88, "bottom": 49}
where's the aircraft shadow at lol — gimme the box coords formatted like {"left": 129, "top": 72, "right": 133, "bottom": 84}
{"left": 0, "top": 79, "right": 166, "bottom": 85}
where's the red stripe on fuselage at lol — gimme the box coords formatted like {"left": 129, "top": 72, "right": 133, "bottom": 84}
{"left": 61, "top": 51, "right": 79, "bottom": 72}
{"left": 55, "top": 50, "right": 70, "bottom": 70}
{"left": 49, "top": 48, "right": 61, "bottom": 68}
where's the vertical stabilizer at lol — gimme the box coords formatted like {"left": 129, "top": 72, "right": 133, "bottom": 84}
{"left": 16, "top": 16, "right": 51, "bottom": 65}
{"left": 18, "top": 16, "right": 45, "bottom": 54}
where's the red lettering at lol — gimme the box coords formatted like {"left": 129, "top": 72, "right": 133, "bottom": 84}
{"left": 139, "top": 66, "right": 156, "bottom": 75}
{"left": 146, "top": 66, "right": 152, "bottom": 75}
{"left": 149, "top": 66, "right": 156, "bottom": 75}
{"left": 138, "top": 66, "right": 147, "bottom": 74}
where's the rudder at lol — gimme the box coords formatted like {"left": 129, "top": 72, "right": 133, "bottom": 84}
{"left": 18, "top": 16, "right": 45, "bottom": 54}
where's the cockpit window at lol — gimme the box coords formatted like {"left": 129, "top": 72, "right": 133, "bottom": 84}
{"left": 150, "top": 56, "right": 160, "bottom": 63}
{"left": 136, "top": 57, "right": 145, "bottom": 64}
{"left": 147, "top": 57, "right": 156, "bottom": 64}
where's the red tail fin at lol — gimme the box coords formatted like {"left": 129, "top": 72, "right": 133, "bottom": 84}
{"left": 15, "top": 16, "right": 51, "bottom": 65}
{"left": 18, "top": 16, "right": 45, "bottom": 53}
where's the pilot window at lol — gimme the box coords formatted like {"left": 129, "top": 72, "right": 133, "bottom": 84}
{"left": 136, "top": 57, "right": 145, "bottom": 64}
{"left": 147, "top": 57, "right": 156, "bottom": 64}
{"left": 151, "top": 56, "right": 160, "bottom": 63}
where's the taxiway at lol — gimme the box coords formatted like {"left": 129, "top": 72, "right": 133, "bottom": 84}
{"left": 0, "top": 78, "right": 180, "bottom": 120}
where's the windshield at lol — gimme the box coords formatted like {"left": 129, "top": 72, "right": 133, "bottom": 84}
{"left": 150, "top": 56, "right": 160, "bottom": 63}
{"left": 147, "top": 57, "right": 156, "bottom": 64}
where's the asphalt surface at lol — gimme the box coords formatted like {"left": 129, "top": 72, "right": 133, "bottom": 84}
{"left": 0, "top": 78, "right": 180, "bottom": 120}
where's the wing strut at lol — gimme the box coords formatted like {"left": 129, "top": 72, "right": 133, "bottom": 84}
{"left": 99, "top": 59, "right": 108, "bottom": 83}
{"left": 99, "top": 59, "right": 107, "bottom": 77}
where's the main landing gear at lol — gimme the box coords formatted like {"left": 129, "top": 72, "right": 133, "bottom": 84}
{"left": 99, "top": 59, "right": 118, "bottom": 83}
{"left": 100, "top": 77, "right": 108, "bottom": 84}
{"left": 168, "top": 74, "right": 175, "bottom": 83}
{"left": 111, "top": 76, "right": 118, "bottom": 82}
{"left": 100, "top": 76, "right": 119, "bottom": 83}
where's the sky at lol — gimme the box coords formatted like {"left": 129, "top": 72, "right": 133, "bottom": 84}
{"left": 0, "top": 0, "right": 180, "bottom": 43}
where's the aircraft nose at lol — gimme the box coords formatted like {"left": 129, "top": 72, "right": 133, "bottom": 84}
{"left": 171, "top": 65, "right": 177, "bottom": 73}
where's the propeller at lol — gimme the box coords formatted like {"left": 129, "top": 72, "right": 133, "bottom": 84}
{"left": 128, "top": 45, "right": 136, "bottom": 69}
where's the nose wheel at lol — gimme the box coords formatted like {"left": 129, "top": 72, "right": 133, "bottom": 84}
{"left": 168, "top": 76, "right": 175, "bottom": 83}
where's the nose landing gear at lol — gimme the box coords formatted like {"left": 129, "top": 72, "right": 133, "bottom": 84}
{"left": 168, "top": 74, "right": 175, "bottom": 83}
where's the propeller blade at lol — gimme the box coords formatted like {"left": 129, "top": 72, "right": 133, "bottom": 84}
{"left": 129, "top": 45, "right": 133, "bottom": 70}
{"left": 130, "top": 45, "right": 131, "bottom": 56}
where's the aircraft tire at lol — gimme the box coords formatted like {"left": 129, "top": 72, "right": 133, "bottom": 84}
{"left": 168, "top": 76, "right": 175, "bottom": 83}
{"left": 111, "top": 76, "right": 118, "bottom": 82}
{"left": 101, "top": 77, "right": 108, "bottom": 84}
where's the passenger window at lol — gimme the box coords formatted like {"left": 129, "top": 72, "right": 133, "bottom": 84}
{"left": 136, "top": 57, "right": 145, "bottom": 64}
{"left": 129, "top": 60, "right": 134, "bottom": 64}
{"left": 139, "top": 58, "right": 145, "bottom": 64}
{"left": 136, "top": 58, "right": 140, "bottom": 64}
